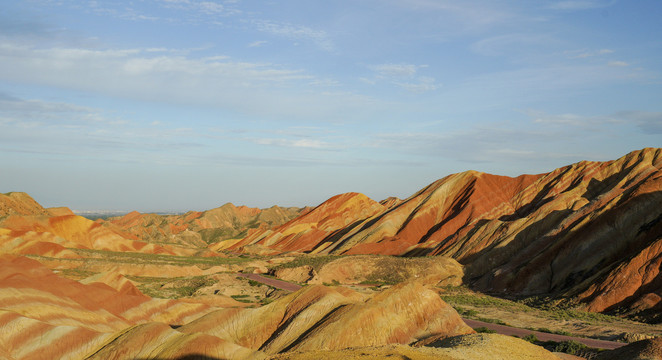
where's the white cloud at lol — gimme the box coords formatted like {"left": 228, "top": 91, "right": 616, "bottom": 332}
{"left": 197, "top": 1, "right": 225, "bottom": 14}
{"left": 0, "top": 40, "right": 383, "bottom": 120}
{"left": 366, "top": 63, "right": 438, "bottom": 93}
{"left": 524, "top": 109, "right": 662, "bottom": 135}
{"left": 371, "top": 128, "right": 584, "bottom": 165}
{"left": 248, "top": 40, "right": 267, "bottom": 47}
{"left": 608, "top": 61, "right": 629, "bottom": 67}
{"left": 570, "top": 48, "right": 614, "bottom": 58}
{"left": 615, "top": 111, "right": 662, "bottom": 134}
{"left": 252, "top": 20, "right": 334, "bottom": 52}
{"left": 388, "top": 0, "right": 515, "bottom": 32}
{"left": 369, "top": 63, "right": 422, "bottom": 77}
{"left": 395, "top": 77, "right": 438, "bottom": 93}
{"left": 253, "top": 138, "right": 332, "bottom": 149}
{"left": 0, "top": 94, "right": 107, "bottom": 125}
{"left": 546, "top": 0, "right": 616, "bottom": 10}
{"left": 471, "top": 34, "right": 559, "bottom": 57}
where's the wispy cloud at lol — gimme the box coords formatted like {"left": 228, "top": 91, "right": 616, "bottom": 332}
{"left": 615, "top": 111, "right": 662, "bottom": 134}
{"left": 371, "top": 127, "right": 584, "bottom": 166}
{"left": 471, "top": 33, "right": 560, "bottom": 57}
{"left": 0, "top": 92, "right": 215, "bottom": 165}
{"left": 0, "top": 93, "right": 108, "bottom": 126}
{"left": 366, "top": 63, "right": 439, "bottom": 93}
{"left": 248, "top": 40, "right": 267, "bottom": 48}
{"left": 546, "top": 0, "right": 616, "bottom": 11}
{"left": 252, "top": 138, "right": 334, "bottom": 150}
{"left": 608, "top": 60, "right": 629, "bottom": 67}
{"left": 0, "top": 40, "right": 382, "bottom": 120}
{"left": 369, "top": 64, "right": 423, "bottom": 77}
{"left": 387, "top": 0, "right": 515, "bottom": 33}
{"left": 568, "top": 48, "right": 614, "bottom": 59}
{"left": 524, "top": 109, "right": 662, "bottom": 134}
{"left": 252, "top": 20, "right": 334, "bottom": 52}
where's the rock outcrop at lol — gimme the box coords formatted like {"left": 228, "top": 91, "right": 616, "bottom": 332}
{"left": 101, "top": 203, "right": 303, "bottom": 249}
{"left": 0, "top": 254, "right": 477, "bottom": 359}
{"left": 179, "top": 282, "right": 473, "bottom": 355}
{"left": 307, "top": 255, "right": 463, "bottom": 287}
{"left": 595, "top": 337, "right": 662, "bottom": 360}
{"left": 228, "top": 148, "right": 662, "bottom": 315}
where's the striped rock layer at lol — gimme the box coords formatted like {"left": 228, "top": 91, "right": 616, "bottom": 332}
{"left": 0, "top": 255, "right": 472, "bottom": 359}
{"left": 224, "top": 148, "right": 662, "bottom": 314}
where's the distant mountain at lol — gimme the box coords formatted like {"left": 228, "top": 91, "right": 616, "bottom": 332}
{"left": 3, "top": 148, "right": 661, "bottom": 319}
{"left": 224, "top": 148, "right": 662, "bottom": 317}
{"left": 0, "top": 192, "right": 212, "bottom": 257}
{"left": 99, "top": 203, "right": 304, "bottom": 249}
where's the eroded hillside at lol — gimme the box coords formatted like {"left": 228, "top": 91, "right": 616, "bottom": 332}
{"left": 219, "top": 148, "right": 662, "bottom": 316}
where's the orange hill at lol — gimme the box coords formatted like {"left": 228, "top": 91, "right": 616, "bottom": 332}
{"left": 0, "top": 254, "right": 475, "bottom": 359}
{"left": 0, "top": 193, "right": 211, "bottom": 257}
{"left": 99, "top": 202, "right": 303, "bottom": 249}
{"left": 225, "top": 148, "right": 662, "bottom": 316}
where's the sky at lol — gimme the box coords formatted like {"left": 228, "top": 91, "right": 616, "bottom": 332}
{"left": 1, "top": 0, "right": 661, "bottom": 212}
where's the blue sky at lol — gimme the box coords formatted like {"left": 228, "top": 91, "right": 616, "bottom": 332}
{"left": 1, "top": 0, "right": 661, "bottom": 211}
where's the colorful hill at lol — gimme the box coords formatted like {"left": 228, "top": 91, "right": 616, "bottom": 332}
{"left": 224, "top": 148, "right": 662, "bottom": 316}
{"left": 0, "top": 254, "right": 483, "bottom": 359}
{"left": 100, "top": 202, "right": 303, "bottom": 249}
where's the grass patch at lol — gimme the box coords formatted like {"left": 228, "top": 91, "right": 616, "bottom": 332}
{"left": 473, "top": 327, "right": 496, "bottom": 334}
{"left": 441, "top": 293, "right": 531, "bottom": 313}
{"left": 476, "top": 317, "right": 508, "bottom": 326}
{"left": 547, "top": 340, "right": 588, "bottom": 355}
{"left": 230, "top": 294, "right": 254, "bottom": 303}
{"left": 546, "top": 309, "right": 619, "bottom": 323}
{"left": 273, "top": 255, "right": 343, "bottom": 272}
{"left": 534, "top": 327, "right": 572, "bottom": 336}
{"left": 199, "top": 228, "right": 238, "bottom": 244}
{"left": 168, "top": 276, "right": 216, "bottom": 298}
{"left": 54, "top": 268, "right": 98, "bottom": 280}
{"left": 127, "top": 275, "right": 216, "bottom": 299}
{"left": 72, "top": 248, "right": 254, "bottom": 268}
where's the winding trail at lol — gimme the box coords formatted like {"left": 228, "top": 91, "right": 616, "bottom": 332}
{"left": 237, "top": 273, "right": 626, "bottom": 350}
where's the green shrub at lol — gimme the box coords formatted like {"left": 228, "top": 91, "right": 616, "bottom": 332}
{"left": 523, "top": 334, "right": 538, "bottom": 343}
{"left": 477, "top": 317, "right": 507, "bottom": 326}
{"left": 552, "top": 340, "right": 587, "bottom": 355}
{"left": 474, "top": 327, "right": 496, "bottom": 334}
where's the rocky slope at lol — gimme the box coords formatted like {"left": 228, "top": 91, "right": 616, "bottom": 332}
{"left": 0, "top": 254, "right": 481, "bottom": 359}
{"left": 0, "top": 211, "right": 209, "bottom": 257}
{"left": 100, "top": 203, "right": 303, "bottom": 249}
{"left": 268, "top": 335, "right": 564, "bottom": 360}
{"left": 217, "top": 192, "right": 387, "bottom": 254}
{"left": 227, "top": 148, "right": 662, "bottom": 316}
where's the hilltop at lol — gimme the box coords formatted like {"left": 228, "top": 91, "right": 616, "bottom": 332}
{"left": 1, "top": 148, "right": 662, "bottom": 359}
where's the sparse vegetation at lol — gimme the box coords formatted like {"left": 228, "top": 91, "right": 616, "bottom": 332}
{"left": 547, "top": 308, "right": 619, "bottom": 323}
{"left": 477, "top": 317, "right": 508, "bottom": 326}
{"left": 441, "top": 292, "right": 532, "bottom": 313}
{"left": 126, "top": 275, "right": 216, "bottom": 299}
{"left": 72, "top": 248, "right": 254, "bottom": 268}
{"left": 523, "top": 334, "right": 538, "bottom": 343}
{"left": 549, "top": 340, "right": 588, "bottom": 355}
{"left": 473, "top": 327, "right": 496, "bottom": 334}
{"left": 534, "top": 327, "right": 572, "bottom": 336}
{"left": 454, "top": 306, "right": 478, "bottom": 317}
{"left": 231, "top": 294, "right": 254, "bottom": 303}
{"left": 54, "top": 268, "right": 98, "bottom": 280}
{"left": 274, "top": 255, "right": 343, "bottom": 272}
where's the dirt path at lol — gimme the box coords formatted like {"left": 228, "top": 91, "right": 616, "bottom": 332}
{"left": 463, "top": 319, "right": 624, "bottom": 350}
{"left": 238, "top": 273, "right": 626, "bottom": 350}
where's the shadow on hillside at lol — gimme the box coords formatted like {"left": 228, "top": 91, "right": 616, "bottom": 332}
{"left": 460, "top": 189, "right": 662, "bottom": 303}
